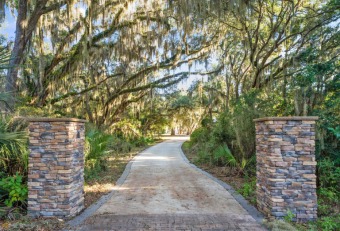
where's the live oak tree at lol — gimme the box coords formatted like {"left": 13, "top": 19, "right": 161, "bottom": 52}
{"left": 3, "top": 0, "right": 215, "bottom": 126}
{"left": 2, "top": 0, "right": 338, "bottom": 127}
{"left": 4, "top": 0, "right": 69, "bottom": 105}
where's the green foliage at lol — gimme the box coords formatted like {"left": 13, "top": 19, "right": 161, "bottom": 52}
{"left": 84, "top": 125, "right": 113, "bottom": 180}
{"left": 189, "top": 127, "right": 210, "bottom": 147}
{"left": 213, "top": 144, "right": 236, "bottom": 167}
{"left": 170, "top": 95, "right": 195, "bottom": 109}
{"left": 316, "top": 215, "right": 340, "bottom": 231}
{"left": 133, "top": 136, "right": 154, "bottom": 147}
{"left": 111, "top": 119, "right": 141, "bottom": 140}
{"left": 230, "top": 91, "right": 260, "bottom": 158}
{"left": 237, "top": 178, "right": 256, "bottom": 205}
{"left": 15, "top": 106, "right": 54, "bottom": 117}
{"left": 0, "top": 173, "right": 28, "bottom": 207}
{"left": 212, "top": 144, "right": 255, "bottom": 176}
{"left": 0, "top": 119, "right": 28, "bottom": 176}
{"left": 85, "top": 129, "right": 112, "bottom": 161}
{"left": 317, "top": 187, "right": 339, "bottom": 216}
{"left": 108, "top": 136, "right": 134, "bottom": 154}
{"left": 328, "top": 126, "right": 340, "bottom": 140}
{"left": 84, "top": 124, "right": 153, "bottom": 181}
{"left": 182, "top": 141, "right": 191, "bottom": 150}
{"left": 0, "top": 40, "right": 11, "bottom": 82}
{"left": 284, "top": 210, "right": 295, "bottom": 223}
{"left": 296, "top": 214, "right": 340, "bottom": 231}
{"left": 188, "top": 91, "right": 263, "bottom": 175}
{"left": 317, "top": 158, "right": 340, "bottom": 190}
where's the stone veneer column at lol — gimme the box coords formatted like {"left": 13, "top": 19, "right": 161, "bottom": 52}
{"left": 254, "top": 117, "right": 318, "bottom": 222}
{"left": 27, "top": 118, "right": 86, "bottom": 218}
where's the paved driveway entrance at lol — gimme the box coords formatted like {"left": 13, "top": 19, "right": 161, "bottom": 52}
{"left": 72, "top": 137, "right": 265, "bottom": 230}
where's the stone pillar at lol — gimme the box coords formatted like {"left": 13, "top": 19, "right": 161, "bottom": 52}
{"left": 27, "top": 118, "right": 86, "bottom": 218}
{"left": 254, "top": 117, "right": 318, "bottom": 222}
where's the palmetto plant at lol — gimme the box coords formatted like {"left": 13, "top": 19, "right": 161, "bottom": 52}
{"left": 0, "top": 41, "right": 28, "bottom": 176}
{"left": 0, "top": 119, "right": 28, "bottom": 176}
{"left": 213, "top": 144, "right": 255, "bottom": 175}
{"left": 85, "top": 128, "right": 113, "bottom": 161}
{"left": 213, "top": 144, "right": 237, "bottom": 167}
{"left": 84, "top": 127, "right": 114, "bottom": 178}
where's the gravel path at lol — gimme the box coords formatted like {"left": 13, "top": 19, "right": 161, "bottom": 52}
{"left": 72, "top": 137, "right": 266, "bottom": 230}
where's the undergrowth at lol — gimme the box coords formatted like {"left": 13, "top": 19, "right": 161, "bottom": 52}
{"left": 183, "top": 90, "right": 340, "bottom": 231}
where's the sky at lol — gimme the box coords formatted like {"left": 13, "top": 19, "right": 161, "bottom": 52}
{"left": 0, "top": 7, "right": 16, "bottom": 41}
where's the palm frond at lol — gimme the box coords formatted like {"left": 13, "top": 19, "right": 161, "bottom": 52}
{"left": 0, "top": 120, "right": 28, "bottom": 176}
{"left": 213, "top": 144, "right": 237, "bottom": 167}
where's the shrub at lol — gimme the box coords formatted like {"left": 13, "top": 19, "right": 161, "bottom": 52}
{"left": 108, "top": 136, "right": 134, "bottom": 153}
{"left": 317, "top": 215, "right": 340, "bottom": 231}
{"left": 133, "top": 136, "right": 154, "bottom": 147}
{"left": 212, "top": 144, "right": 236, "bottom": 167}
{"left": 84, "top": 126, "right": 113, "bottom": 180}
{"left": 230, "top": 92, "right": 259, "bottom": 159}
{"left": 85, "top": 129, "right": 112, "bottom": 161}
{"left": 0, "top": 118, "right": 28, "bottom": 177}
{"left": 0, "top": 173, "right": 27, "bottom": 208}
{"left": 189, "top": 127, "right": 209, "bottom": 146}
{"left": 212, "top": 144, "right": 255, "bottom": 176}
{"left": 317, "top": 158, "right": 340, "bottom": 190}
{"left": 111, "top": 119, "right": 141, "bottom": 140}
{"left": 237, "top": 178, "right": 256, "bottom": 205}
{"left": 188, "top": 91, "right": 263, "bottom": 172}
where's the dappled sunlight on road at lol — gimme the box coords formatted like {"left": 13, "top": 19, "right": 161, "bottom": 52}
{"left": 133, "top": 155, "right": 177, "bottom": 161}
{"left": 161, "top": 135, "right": 189, "bottom": 141}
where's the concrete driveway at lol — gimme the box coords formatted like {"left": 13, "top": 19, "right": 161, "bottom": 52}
{"left": 71, "top": 137, "right": 265, "bottom": 230}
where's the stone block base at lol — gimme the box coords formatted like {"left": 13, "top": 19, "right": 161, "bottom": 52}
{"left": 254, "top": 117, "right": 318, "bottom": 222}
{"left": 27, "top": 118, "right": 86, "bottom": 218}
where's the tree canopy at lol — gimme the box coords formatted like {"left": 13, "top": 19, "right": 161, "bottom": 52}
{"left": 0, "top": 0, "right": 338, "bottom": 131}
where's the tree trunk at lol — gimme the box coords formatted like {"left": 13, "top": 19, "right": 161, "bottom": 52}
{"left": 235, "top": 80, "right": 240, "bottom": 99}
{"left": 5, "top": 0, "right": 27, "bottom": 108}
{"left": 5, "top": 0, "right": 65, "bottom": 108}
{"left": 225, "top": 74, "right": 230, "bottom": 109}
